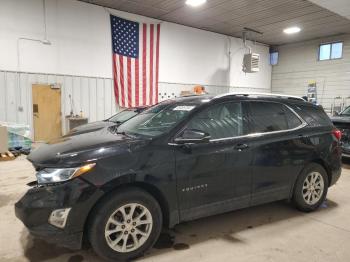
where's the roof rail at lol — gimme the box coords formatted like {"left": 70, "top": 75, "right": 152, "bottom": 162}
{"left": 214, "top": 92, "right": 304, "bottom": 101}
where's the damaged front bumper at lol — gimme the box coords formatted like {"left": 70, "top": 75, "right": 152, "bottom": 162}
{"left": 15, "top": 178, "right": 104, "bottom": 249}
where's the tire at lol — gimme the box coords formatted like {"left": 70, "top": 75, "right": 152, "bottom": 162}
{"left": 293, "top": 163, "right": 329, "bottom": 212}
{"left": 88, "top": 188, "right": 162, "bottom": 261}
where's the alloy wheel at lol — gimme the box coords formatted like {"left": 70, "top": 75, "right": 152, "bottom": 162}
{"left": 104, "top": 203, "right": 153, "bottom": 253}
{"left": 302, "top": 171, "right": 324, "bottom": 205}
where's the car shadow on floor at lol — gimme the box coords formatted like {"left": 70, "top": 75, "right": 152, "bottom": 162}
{"left": 20, "top": 199, "right": 338, "bottom": 262}
{"left": 342, "top": 157, "right": 350, "bottom": 169}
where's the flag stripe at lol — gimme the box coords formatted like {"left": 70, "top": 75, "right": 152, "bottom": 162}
{"left": 135, "top": 59, "right": 139, "bottom": 107}
{"left": 123, "top": 57, "right": 128, "bottom": 107}
{"left": 119, "top": 55, "right": 125, "bottom": 107}
{"left": 112, "top": 55, "right": 119, "bottom": 105}
{"left": 127, "top": 57, "right": 132, "bottom": 107}
{"left": 142, "top": 23, "right": 147, "bottom": 106}
{"left": 156, "top": 24, "right": 160, "bottom": 104}
{"left": 116, "top": 55, "right": 122, "bottom": 106}
{"left": 149, "top": 24, "right": 154, "bottom": 105}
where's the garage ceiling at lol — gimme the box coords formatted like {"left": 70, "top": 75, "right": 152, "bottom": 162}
{"left": 79, "top": 0, "right": 350, "bottom": 45}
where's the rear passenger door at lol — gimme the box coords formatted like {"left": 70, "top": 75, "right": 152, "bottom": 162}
{"left": 247, "top": 101, "right": 307, "bottom": 205}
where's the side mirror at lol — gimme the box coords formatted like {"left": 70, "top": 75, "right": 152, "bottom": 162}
{"left": 174, "top": 129, "right": 211, "bottom": 144}
{"left": 334, "top": 111, "right": 340, "bottom": 116}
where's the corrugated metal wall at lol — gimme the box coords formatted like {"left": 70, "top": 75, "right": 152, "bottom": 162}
{"left": 0, "top": 70, "right": 269, "bottom": 139}
{"left": 0, "top": 71, "right": 117, "bottom": 138}
{"left": 271, "top": 34, "right": 350, "bottom": 113}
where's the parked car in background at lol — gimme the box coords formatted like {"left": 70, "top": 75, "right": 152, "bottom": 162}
{"left": 67, "top": 106, "right": 148, "bottom": 136}
{"left": 15, "top": 93, "right": 342, "bottom": 261}
{"left": 331, "top": 106, "right": 350, "bottom": 157}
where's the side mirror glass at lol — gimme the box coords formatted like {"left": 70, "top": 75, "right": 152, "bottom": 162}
{"left": 174, "top": 129, "right": 211, "bottom": 144}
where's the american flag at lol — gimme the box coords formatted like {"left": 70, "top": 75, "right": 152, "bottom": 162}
{"left": 110, "top": 15, "right": 160, "bottom": 108}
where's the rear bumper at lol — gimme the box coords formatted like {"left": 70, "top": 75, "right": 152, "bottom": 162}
{"left": 14, "top": 178, "right": 104, "bottom": 249}
{"left": 329, "top": 166, "right": 341, "bottom": 187}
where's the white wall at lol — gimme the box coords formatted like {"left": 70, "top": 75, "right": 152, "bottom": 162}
{"left": 0, "top": 0, "right": 271, "bottom": 87}
{"left": 271, "top": 34, "right": 350, "bottom": 112}
{"left": 0, "top": 0, "right": 271, "bottom": 137}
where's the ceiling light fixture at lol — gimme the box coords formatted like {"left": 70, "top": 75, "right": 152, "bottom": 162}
{"left": 185, "top": 0, "right": 207, "bottom": 7}
{"left": 283, "top": 26, "right": 301, "bottom": 34}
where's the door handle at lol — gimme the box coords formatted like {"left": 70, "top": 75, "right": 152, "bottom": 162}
{"left": 234, "top": 143, "right": 249, "bottom": 151}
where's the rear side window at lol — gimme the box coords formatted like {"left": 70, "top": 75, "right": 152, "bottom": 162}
{"left": 294, "top": 105, "right": 332, "bottom": 127}
{"left": 284, "top": 106, "right": 303, "bottom": 129}
{"left": 187, "top": 102, "right": 246, "bottom": 139}
{"left": 248, "top": 102, "right": 302, "bottom": 133}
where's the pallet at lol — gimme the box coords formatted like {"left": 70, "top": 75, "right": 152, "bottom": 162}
{"left": 0, "top": 151, "right": 16, "bottom": 161}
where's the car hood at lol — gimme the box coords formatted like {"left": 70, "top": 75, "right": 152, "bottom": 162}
{"left": 330, "top": 115, "right": 350, "bottom": 123}
{"left": 28, "top": 127, "right": 148, "bottom": 168}
{"left": 68, "top": 121, "right": 116, "bottom": 136}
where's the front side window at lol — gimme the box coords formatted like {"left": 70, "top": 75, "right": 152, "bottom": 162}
{"left": 186, "top": 102, "right": 245, "bottom": 140}
{"left": 117, "top": 101, "right": 197, "bottom": 137}
{"left": 248, "top": 102, "right": 302, "bottom": 133}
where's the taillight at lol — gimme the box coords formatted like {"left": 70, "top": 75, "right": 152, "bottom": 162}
{"left": 332, "top": 129, "right": 342, "bottom": 141}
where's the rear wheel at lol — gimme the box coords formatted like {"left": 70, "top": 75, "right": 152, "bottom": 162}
{"left": 293, "top": 163, "right": 328, "bottom": 212}
{"left": 88, "top": 188, "right": 162, "bottom": 261}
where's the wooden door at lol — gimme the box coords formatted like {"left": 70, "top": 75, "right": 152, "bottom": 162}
{"left": 32, "top": 84, "right": 62, "bottom": 142}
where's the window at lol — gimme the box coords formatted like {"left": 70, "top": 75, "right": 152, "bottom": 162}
{"left": 118, "top": 101, "right": 197, "bottom": 137}
{"left": 284, "top": 106, "right": 303, "bottom": 129}
{"left": 109, "top": 109, "right": 138, "bottom": 123}
{"left": 187, "top": 102, "right": 245, "bottom": 139}
{"left": 248, "top": 102, "right": 301, "bottom": 133}
{"left": 270, "top": 52, "right": 279, "bottom": 65}
{"left": 319, "top": 42, "right": 343, "bottom": 61}
{"left": 294, "top": 104, "right": 331, "bottom": 127}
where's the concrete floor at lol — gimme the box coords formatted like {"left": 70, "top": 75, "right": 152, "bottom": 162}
{"left": 1, "top": 156, "right": 350, "bottom": 262}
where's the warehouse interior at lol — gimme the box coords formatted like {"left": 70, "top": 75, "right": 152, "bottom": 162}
{"left": 0, "top": 0, "right": 350, "bottom": 261}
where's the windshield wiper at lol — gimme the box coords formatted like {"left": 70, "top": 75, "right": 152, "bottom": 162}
{"left": 116, "top": 130, "right": 136, "bottom": 138}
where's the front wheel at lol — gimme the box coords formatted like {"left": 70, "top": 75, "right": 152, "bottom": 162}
{"left": 88, "top": 188, "right": 162, "bottom": 261}
{"left": 293, "top": 163, "right": 329, "bottom": 212}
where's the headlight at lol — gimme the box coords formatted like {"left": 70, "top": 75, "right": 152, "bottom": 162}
{"left": 36, "top": 163, "right": 95, "bottom": 184}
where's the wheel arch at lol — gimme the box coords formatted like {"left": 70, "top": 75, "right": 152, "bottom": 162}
{"left": 289, "top": 158, "right": 332, "bottom": 200}
{"left": 82, "top": 181, "right": 171, "bottom": 246}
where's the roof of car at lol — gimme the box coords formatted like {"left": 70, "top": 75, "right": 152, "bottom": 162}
{"left": 170, "top": 93, "right": 307, "bottom": 105}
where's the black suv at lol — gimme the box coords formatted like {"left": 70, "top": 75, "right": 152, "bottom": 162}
{"left": 15, "top": 93, "right": 342, "bottom": 261}
{"left": 331, "top": 106, "right": 350, "bottom": 157}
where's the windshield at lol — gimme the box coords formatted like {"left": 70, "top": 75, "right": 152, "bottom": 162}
{"left": 117, "top": 101, "right": 197, "bottom": 137}
{"left": 341, "top": 107, "right": 350, "bottom": 115}
{"left": 108, "top": 110, "right": 138, "bottom": 123}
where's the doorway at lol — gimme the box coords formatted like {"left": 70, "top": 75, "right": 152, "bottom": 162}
{"left": 32, "top": 84, "right": 62, "bottom": 142}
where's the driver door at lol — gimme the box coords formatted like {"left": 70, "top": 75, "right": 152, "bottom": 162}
{"left": 173, "top": 101, "right": 253, "bottom": 221}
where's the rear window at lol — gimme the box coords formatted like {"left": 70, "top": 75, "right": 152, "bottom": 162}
{"left": 248, "top": 102, "right": 302, "bottom": 133}
{"left": 293, "top": 104, "right": 332, "bottom": 127}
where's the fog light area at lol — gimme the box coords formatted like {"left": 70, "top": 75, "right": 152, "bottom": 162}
{"left": 48, "top": 208, "right": 71, "bottom": 228}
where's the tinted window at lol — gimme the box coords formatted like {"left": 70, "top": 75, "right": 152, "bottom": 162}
{"left": 187, "top": 102, "right": 245, "bottom": 139}
{"left": 284, "top": 106, "right": 303, "bottom": 129}
{"left": 294, "top": 104, "right": 332, "bottom": 127}
{"left": 248, "top": 102, "right": 301, "bottom": 133}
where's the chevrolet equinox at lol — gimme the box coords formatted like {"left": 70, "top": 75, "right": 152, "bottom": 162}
{"left": 15, "top": 93, "right": 342, "bottom": 261}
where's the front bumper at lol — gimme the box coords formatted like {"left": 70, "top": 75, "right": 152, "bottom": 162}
{"left": 15, "top": 178, "right": 104, "bottom": 249}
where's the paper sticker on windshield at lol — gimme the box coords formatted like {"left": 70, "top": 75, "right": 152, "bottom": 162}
{"left": 173, "top": 105, "right": 195, "bottom": 111}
